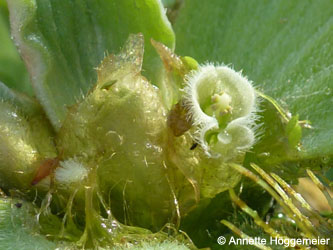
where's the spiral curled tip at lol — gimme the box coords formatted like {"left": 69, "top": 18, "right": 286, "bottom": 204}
{"left": 183, "top": 64, "right": 257, "bottom": 159}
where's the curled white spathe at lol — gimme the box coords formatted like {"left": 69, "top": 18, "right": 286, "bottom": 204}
{"left": 184, "top": 64, "right": 257, "bottom": 160}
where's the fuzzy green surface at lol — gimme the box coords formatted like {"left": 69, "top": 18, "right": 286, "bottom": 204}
{"left": 0, "top": 99, "right": 56, "bottom": 190}
{"left": 0, "top": 83, "right": 56, "bottom": 190}
{"left": 56, "top": 35, "right": 174, "bottom": 230}
{"left": 0, "top": 198, "right": 56, "bottom": 250}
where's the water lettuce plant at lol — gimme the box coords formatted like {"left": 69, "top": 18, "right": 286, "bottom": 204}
{"left": 0, "top": 0, "right": 332, "bottom": 249}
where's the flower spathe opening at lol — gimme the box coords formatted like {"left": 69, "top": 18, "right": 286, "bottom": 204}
{"left": 184, "top": 64, "right": 257, "bottom": 159}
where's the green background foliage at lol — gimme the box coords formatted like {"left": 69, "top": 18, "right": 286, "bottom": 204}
{"left": 0, "top": 0, "right": 332, "bottom": 249}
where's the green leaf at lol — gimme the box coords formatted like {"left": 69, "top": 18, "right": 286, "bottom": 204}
{"left": 0, "top": 0, "right": 32, "bottom": 95}
{"left": 8, "top": 0, "right": 175, "bottom": 130}
{"left": 0, "top": 198, "right": 57, "bottom": 250}
{"left": 174, "top": 0, "right": 333, "bottom": 158}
